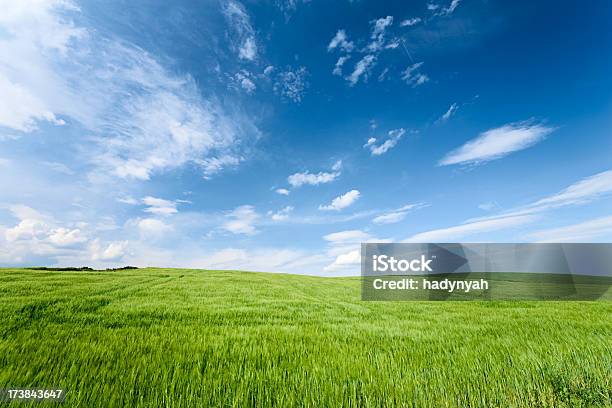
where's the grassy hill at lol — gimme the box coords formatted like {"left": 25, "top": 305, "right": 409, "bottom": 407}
{"left": 0, "top": 267, "right": 610, "bottom": 407}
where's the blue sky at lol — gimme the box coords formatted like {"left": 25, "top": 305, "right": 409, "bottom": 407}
{"left": 0, "top": 0, "right": 611, "bottom": 274}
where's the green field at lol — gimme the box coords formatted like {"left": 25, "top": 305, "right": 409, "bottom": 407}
{"left": 0, "top": 268, "right": 610, "bottom": 407}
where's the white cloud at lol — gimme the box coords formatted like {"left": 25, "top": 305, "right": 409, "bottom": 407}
{"left": 288, "top": 161, "right": 342, "bottom": 187}
{"left": 47, "top": 227, "right": 87, "bottom": 247}
{"left": 222, "top": 205, "right": 259, "bottom": 235}
{"left": 527, "top": 216, "right": 612, "bottom": 242}
{"left": 238, "top": 37, "right": 257, "bottom": 61}
{"left": 333, "top": 56, "right": 350, "bottom": 76}
{"left": 368, "top": 16, "right": 394, "bottom": 52}
{"left": 137, "top": 218, "right": 172, "bottom": 238}
{"left": 372, "top": 203, "right": 426, "bottom": 224}
{"left": 497, "top": 170, "right": 612, "bottom": 217}
{"left": 405, "top": 170, "right": 612, "bottom": 243}
{"left": 275, "top": 188, "right": 290, "bottom": 195}
{"left": 89, "top": 239, "right": 128, "bottom": 261}
{"left": 436, "top": 103, "right": 458, "bottom": 125}
{"left": 324, "top": 249, "right": 360, "bottom": 272}
{"left": 437, "top": 0, "right": 461, "bottom": 16}
{"left": 223, "top": 0, "right": 258, "bottom": 61}
{"left": 478, "top": 201, "right": 498, "bottom": 211}
{"left": 438, "top": 121, "right": 556, "bottom": 166}
{"left": 117, "top": 196, "right": 139, "bottom": 205}
{"left": 233, "top": 71, "right": 256, "bottom": 93}
{"left": 405, "top": 214, "right": 536, "bottom": 242}
{"left": 288, "top": 171, "right": 339, "bottom": 187}
{"left": 0, "top": 0, "right": 258, "bottom": 181}
{"left": 363, "top": 128, "right": 406, "bottom": 155}
{"left": 347, "top": 55, "right": 376, "bottom": 86}
{"left": 327, "top": 30, "right": 354, "bottom": 52}
{"left": 323, "top": 229, "right": 371, "bottom": 243}
{"left": 142, "top": 196, "right": 178, "bottom": 216}
{"left": 197, "top": 155, "right": 243, "bottom": 179}
{"left": 268, "top": 206, "right": 294, "bottom": 221}
{"left": 401, "top": 62, "right": 429, "bottom": 87}
{"left": 274, "top": 66, "right": 308, "bottom": 102}
{"left": 319, "top": 190, "right": 361, "bottom": 211}
{"left": 400, "top": 18, "right": 422, "bottom": 27}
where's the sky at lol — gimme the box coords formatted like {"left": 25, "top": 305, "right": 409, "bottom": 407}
{"left": 0, "top": 0, "right": 611, "bottom": 275}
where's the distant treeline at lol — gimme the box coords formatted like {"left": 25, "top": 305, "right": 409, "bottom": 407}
{"left": 27, "top": 266, "right": 139, "bottom": 272}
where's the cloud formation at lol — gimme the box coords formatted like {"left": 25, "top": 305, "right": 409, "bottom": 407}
{"left": 319, "top": 190, "right": 361, "bottom": 211}
{"left": 363, "top": 128, "right": 406, "bottom": 155}
{"left": 439, "top": 121, "right": 556, "bottom": 166}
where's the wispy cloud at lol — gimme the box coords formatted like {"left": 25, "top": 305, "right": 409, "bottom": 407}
{"left": 347, "top": 55, "right": 376, "bottom": 86}
{"left": 527, "top": 216, "right": 612, "bottom": 242}
{"left": 435, "top": 103, "right": 459, "bottom": 125}
{"left": 405, "top": 214, "right": 535, "bottom": 242}
{"left": 319, "top": 190, "right": 361, "bottom": 211}
{"left": 401, "top": 62, "right": 429, "bottom": 87}
{"left": 363, "top": 128, "right": 407, "bottom": 155}
{"left": 0, "top": 0, "right": 258, "bottom": 181}
{"left": 333, "top": 56, "right": 351, "bottom": 76}
{"left": 223, "top": 0, "right": 258, "bottom": 61}
{"left": 439, "top": 120, "right": 556, "bottom": 166}
{"left": 222, "top": 205, "right": 259, "bottom": 235}
{"left": 400, "top": 18, "right": 422, "bottom": 27}
{"left": 373, "top": 203, "right": 427, "bottom": 224}
{"left": 494, "top": 170, "right": 612, "bottom": 217}
{"left": 406, "top": 170, "right": 612, "bottom": 242}
{"left": 142, "top": 196, "right": 178, "bottom": 216}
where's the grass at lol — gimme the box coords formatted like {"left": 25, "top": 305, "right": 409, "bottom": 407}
{"left": 0, "top": 267, "right": 610, "bottom": 407}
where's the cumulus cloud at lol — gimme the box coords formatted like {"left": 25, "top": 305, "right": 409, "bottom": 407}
{"left": 288, "top": 161, "right": 342, "bottom": 188}
{"left": 327, "top": 30, "right": 354, "bottom": 52}
{"left": 438, "top": 120, "right": 556, "bottom": 166}
{"left": 319, "top": 190, "right": 361, "bottom": 211}
{"left": 137, "top": 218, "right": 172, "bottom": 238}
{"left": 268, "top": 206, "right": 293, "bottom": 221}
{"left": 233, "top": 71, "right": 257, "bottom": 93}
{"left": 324, "top": 249, "right": 360, "bottom": 272}
{"left": 222, "top": 205, "right": 259, "bottom": 235}
{"left": 367, "top": 16, "right": 394, "bottom": 52}
{"left": 401, "top": 62, "right": 429, "bottom": 87}
{"left": 89, "top": 239, "right": 128, "bottom": 261}
{"left": 363, "top": 128, "right": 406, "bottom": 155}
{"left": 275, "top": 188, "right": 290, "bottom": 195}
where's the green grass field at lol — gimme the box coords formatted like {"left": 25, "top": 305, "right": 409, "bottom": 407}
{"left": 0, "top": 268, "right": 610, "bottom": 407}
